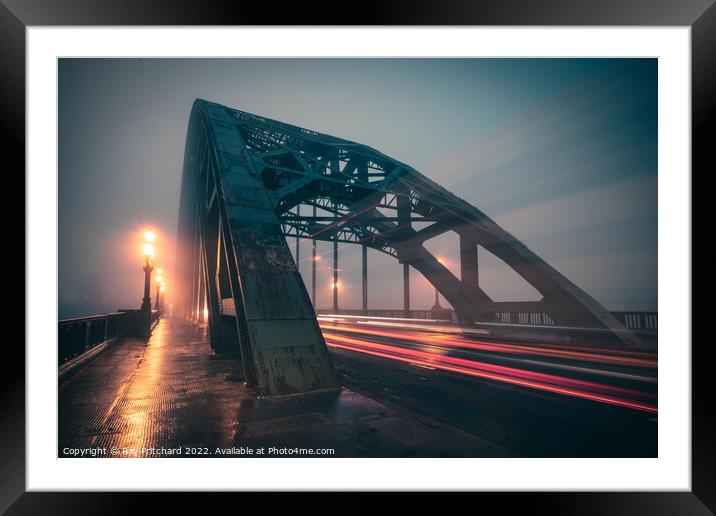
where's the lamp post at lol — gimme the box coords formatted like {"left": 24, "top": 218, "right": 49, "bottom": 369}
{"left": 156, "top": 282, "right": 165, "bottom": 315}
{"left": 155, "top": 268, "right": 163, "bottom": 313}
{"left": 140, "top": 230, "right": 155, "bottom": 312}
{"left": 159, "top": 283, "right": 165, "bottom": 315}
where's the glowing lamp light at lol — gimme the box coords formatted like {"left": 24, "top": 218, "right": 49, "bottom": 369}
{"left": 143, "top": 230, "right": 156, "bottom": 243}
{"left": 156, "top": 267, "right": 163, "bottom": 275}
{"left": 142, "top": 243, "right": 154, "bottom": 257}
{"left": 331, "top": 281, "right": 341, "bottom": 289}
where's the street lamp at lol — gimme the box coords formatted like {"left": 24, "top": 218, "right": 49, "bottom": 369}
{"left": 156, "top": 280, "right": 165, "bottom": 315}
{"left": 140, "top": 231, "right": 155, "bottom": 312}
{"left": 155, "top": 272, "right": 163, "bottom": 312}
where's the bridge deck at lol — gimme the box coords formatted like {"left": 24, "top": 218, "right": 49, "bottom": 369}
{"left": 59, "top": 318, "right": 510, "bottom": 457}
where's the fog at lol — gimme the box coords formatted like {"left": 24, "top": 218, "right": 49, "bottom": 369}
{"left": 58, "top": 58, "right": 657, "bottom": 319}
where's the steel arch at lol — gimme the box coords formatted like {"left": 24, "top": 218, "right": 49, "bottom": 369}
{"left": 177, "top": 99, "right": 642, "bottom": 395}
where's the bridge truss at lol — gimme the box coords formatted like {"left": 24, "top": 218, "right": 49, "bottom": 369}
{"left": 177, "top": 99, "right": 641, "bottom": 396}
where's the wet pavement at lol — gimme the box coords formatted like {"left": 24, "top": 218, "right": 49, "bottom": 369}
{"left": 58, "top": 318, "right": 512, "bottom": 458}
{"left": 331, "top": 346, "right": 657, "bottom": 458}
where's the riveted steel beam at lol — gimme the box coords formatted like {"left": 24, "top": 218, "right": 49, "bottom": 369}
{"left": 177, "top": 97, "right": 643, "bottom": 383}
{"left": 178, "top": 99, "right": 339, "bottom": 396}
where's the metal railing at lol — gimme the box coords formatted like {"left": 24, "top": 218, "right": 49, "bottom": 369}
{"left": 611, "top": 311, "right": 658, "bottom": 331}
{"left": 316, "top": 308, "right": 657, "bottom": 331}
{"left": 58, "top": 312, "right": 126, "bottom": 365}
{"left": 316, "top": 309, "right": 442, "bottom": 320}
{"left": 493, "top": 310, "right": 657, "bottom": 331}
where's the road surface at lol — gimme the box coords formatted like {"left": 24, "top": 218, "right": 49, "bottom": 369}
{"left": 320, "top": 315, "right": 657, "bottom": 457}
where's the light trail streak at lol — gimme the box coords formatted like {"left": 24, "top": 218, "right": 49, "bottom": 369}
{"left": 353, "top": 319, "right": 490, "bottom": 335}
{"left": 513, "top": 358, "right": 656, "bottom": 384}
{"left": 319, "top": 321, "right": 657, "bottom": 369}
{"left": 323, "top": 333, "right": 657, "bottom": 414}
{"left": 319, "top": 314, "right": 456, "bottom": 324}
{"left": 318, "top": 315, "right": 656, "bottom": 359}
{"left": 323, "top": 332, "right": 652, "bottom": 399}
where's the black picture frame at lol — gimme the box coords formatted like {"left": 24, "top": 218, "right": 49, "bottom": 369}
{"left": 6, "top": 0, "right": 711, "bottom": 513}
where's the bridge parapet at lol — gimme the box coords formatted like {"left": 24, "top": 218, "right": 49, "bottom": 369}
{"left": 59, "top": 310, "right": 160, "bottom": 368}
{"left": 317, "top": 308, "right": 657, "bottom": 332}
{"left": 58, "top": 312, "right": 126, "bottom": 366}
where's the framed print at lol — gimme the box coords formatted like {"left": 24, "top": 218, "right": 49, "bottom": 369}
{"left": 6, "top": 0, "right": 712, "bottom": 512}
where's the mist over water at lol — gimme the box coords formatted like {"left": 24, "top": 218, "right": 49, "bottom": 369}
{"left": 58, "top": 58, "right": 657, "bottom": 319}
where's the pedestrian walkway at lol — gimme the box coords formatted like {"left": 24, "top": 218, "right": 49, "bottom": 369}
{"left": 59, "top": 318, "right": 511, "bottom": 458}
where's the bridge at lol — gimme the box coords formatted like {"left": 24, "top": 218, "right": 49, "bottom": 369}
{"left": 58, "top": 99, "right": 657, "bottom": 458}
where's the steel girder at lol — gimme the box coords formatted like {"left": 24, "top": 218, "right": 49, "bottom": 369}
{"left": 176, "top": 100, "right": 340, "bottom": 396}
{"left": 177, "top": 99, "right": 642, "bottom": 391}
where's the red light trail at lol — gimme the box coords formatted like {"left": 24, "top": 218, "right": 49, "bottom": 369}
{"left": 320, "top": 321, "right": 657, "bottom": 369}
{"left": 320, "top": 321, "right": 657, "bottom": 414}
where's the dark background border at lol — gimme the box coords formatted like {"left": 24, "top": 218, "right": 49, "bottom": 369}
{"left": 5, "top": 0, "right": 712, "bottom": 513}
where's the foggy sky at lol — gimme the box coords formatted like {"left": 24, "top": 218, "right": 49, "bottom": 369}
{"left": 58, "top": 58, "right": 657, "bottom": 318}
